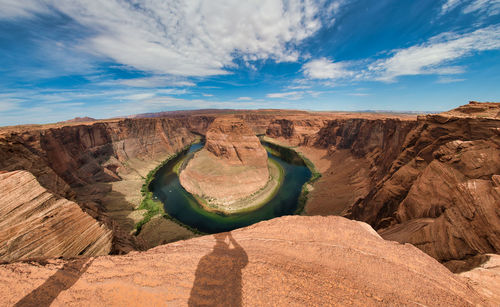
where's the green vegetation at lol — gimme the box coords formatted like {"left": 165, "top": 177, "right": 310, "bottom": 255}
{"left": 297, "top": 153, "right": 321, "bottom": 183}
{"left": 135, "top": 140, "right": 202, "bottom": 234}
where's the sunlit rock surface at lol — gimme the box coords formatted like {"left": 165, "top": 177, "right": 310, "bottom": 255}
{"left": 0, "top": 216, "right": 491, "bottom": 306}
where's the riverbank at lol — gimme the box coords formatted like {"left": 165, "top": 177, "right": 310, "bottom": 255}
{"left": 134, "top": 139, "right": 203, "bottom": 246}
{"left": 260, "top": 136, "right": 321, "bottom": 214}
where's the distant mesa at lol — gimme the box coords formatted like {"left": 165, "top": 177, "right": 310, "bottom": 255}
{"left": 179, "top": 117, "right": 280, "bottom": 213}
{"left": 59, "top": 116, "right": 97, "bottom": 123}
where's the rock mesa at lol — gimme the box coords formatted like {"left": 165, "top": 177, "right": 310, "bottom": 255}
{"left": 180, "top": 117, "right": 270, "bottom": 208}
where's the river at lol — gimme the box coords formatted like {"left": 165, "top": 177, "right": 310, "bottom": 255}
{"left": 149, "top": 142, "right": 311, "bottom": 233}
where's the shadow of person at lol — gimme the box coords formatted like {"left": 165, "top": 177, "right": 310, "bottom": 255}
{"left": 15, "top": 257, "right": 94, "bottom": 307}
{"left": 188, "top": 232, "right": 248, "bottom": 307}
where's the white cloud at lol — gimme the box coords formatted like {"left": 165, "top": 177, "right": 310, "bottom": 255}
{"left": 237, "top": 97, "right": 252, "bottom": 101}
{"left": 436, "top": 76, "right": 466, "bottom": 83}
{"left": 347, "top": 93, "right": 370, "bottom": 96}
{"left": 441, "top": 0, "right": 462, "bottom": 14}
{"left": 441, "top": 0, "right": 500, "bottom": 15}
{"left": 297, "top": 25, "right": 500, "bottom": 86}
{"left": 202, "top": 93, "right": 213, "bottom": 97}
{"left": 0, "top": 100, "right": 20, "bottom": 112}
{"left": 463, "top": 0, "right": 500, "bottom": 15}
{"left": 0, "top": 0, "right": 48, "bottom": 19}
{"left": 118, "top": 93, "right": 156, "bottom": 101}
{"left": 266, "top": 91, "right": 303, "bottom": 99}
{"left": 0, "top": 0, "right": 329, "bottom": 77}
{"left": 366, "top": 25, "right": 500, "bottom": 82}
{"left": 116, "top": 76, "right": 195, "bottom": 88}
{"left": 302, "top": 58, "right": 352, "bottom": 80}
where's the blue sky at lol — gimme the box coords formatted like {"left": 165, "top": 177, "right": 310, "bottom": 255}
{"left": 0, "top": 0, "right": 499, "bottom": 126}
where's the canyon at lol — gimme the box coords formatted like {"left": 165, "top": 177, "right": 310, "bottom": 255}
{"left": 0, "top": 103, "right": 499, "bottom": 305}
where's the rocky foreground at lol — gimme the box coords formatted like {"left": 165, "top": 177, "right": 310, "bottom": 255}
{"left": 1, "top": 216, "right": 497, "bottom": 306}
{"left": 179, "top": 117, "right": 272, "bottom": 210}
{"left": 0, "top": 170, "right": 112, "bottom": 262}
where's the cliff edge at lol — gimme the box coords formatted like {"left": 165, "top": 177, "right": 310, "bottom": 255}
{"left": 0, "top": 216, "right": 491, "bottom": 306}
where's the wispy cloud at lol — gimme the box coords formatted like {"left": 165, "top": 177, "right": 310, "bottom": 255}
{"left": 436, "top": 76, "right": 466, "bottom": 83}
{"left": 114, "top": 76, "right": 196, "bottom": 88}
{"left": 266, "top": 91, "right": 303, "bottom": 99}
{"left": 347, "top": 93, "right": 370, "bottom": 96}
{"left": 441, "top": 0, "right": 500, "bottom": 15}
{"left": 441, "top": 0, "right": 462, "bottom": 14}
{"left": 302, "top": 25, "right": 500, "bottom": 84}
{"left": 266, "top": 90, "right": 323, "bottom": 100}
{"left": 367, "top": 25, "right": 500, "bottom": 81}
{"left": 237, "top": 97, "right": 252, "bottom": 100}
{"left": 0, "top": 0, "right": 333, "bottom": 77}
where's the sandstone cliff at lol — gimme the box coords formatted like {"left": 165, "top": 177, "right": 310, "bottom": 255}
{"left": 0, "top": 116, "right": 215, "bottom": 257}
{"left": 0, "top": 216, "right": 491, "bottom": 306}
{"left": 265, "top": 103, "right": 500, "bottom": 270}
{"left": 0, "top": 171, "right": 112, "bottom": 262}
{"left": 266, "top": 116, "right": 417, "bottom": 215}
{"left": 346, "top": 108, "right": 500, "bottom": 269}
{"left": 180, "top": 117, "right": 271, "bottom": 208}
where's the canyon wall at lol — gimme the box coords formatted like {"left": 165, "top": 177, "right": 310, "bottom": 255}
{"left": 347, "top": 112, "right": 500, "bottom": 268}
{"left": 266, "top": 116, "right": 417, "bottom": 214}
{"left": 0, "top": 116, "right": 214, "bottom": 260}
{"left": 266, "top": 103, "right": 500, "bottom": 269}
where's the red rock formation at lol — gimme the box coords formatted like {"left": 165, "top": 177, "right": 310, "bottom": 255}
{"left": 0, "top": 116, "right": 215, "bottom": 257}
{"left": 266, "top": 103, "right": 500, "bottom": 270}
{"left": 205, "top": 117, "right": 268, "bottom": 167}
{"left": 346, "top": 108, "right": 500, "bottom": 269}
{"left": 0, "top": 171, "right": 112, "bottom": 262}
{"left": 0, "top": 216, "right": 491, "bottom": 306}
{"left": 180, "top": 117, "right": 270, "bottom": 207}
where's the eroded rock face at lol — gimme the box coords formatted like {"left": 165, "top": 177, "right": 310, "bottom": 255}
{"left": 348, "top": 113, "right": 500, "bottom": 268}
{"left": 0, "top": 116, "right": 215, "bottom": 255}
{"left": 0, "top": 171, "right": 112, "bottom": 262}
{"left": 266, "top": 103, "right": 500, "bottom": 270}
{"left": 205, "top": 117, "right": 268, "bottom": 167}
{"left": 180, "top": 117, "right": 270, "bottom": 206}
{"left": 0, "top": 216, "right": 490, "bottom": 306}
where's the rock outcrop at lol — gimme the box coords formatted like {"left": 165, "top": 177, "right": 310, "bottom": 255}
{"left": 0, "top": 170, "right": 112, "bottom": 262}
{"left": 180, "top": 117, "right": 271, "bottom": 208}
{"left": 0, "top": 116, "right": 215, "bottom": 256}
{"left": 460, "top": 254, "right": 500, "bottom": 303}
{"left": 265, "top": 103, "right": 500, "bottom": 270}
{"left": 347, "top": 107, "right": 500, "bottom": 269}
{"left": 266, "top": 116, "right": 417, "bottom": 215}
{"left": 0, "top": 216, "right": 490, "bottom": 306}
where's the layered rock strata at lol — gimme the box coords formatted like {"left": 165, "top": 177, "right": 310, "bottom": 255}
{"left": 0, "top": 170, "right": 112, "bottom": 262}
{"left": 266, "top": 102, "right": 500, "bottom": 269}
{"left": 180, "top": 117, "right": 272, "bottom": 210}
{"left": 0, "top": 216, "right": 491, "bottom": 306}
{"left": 347, "top": 107, "right": 500, "bottom": 268}
{"left": 0, "top": 116, "right": 214, "bottom": 256}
